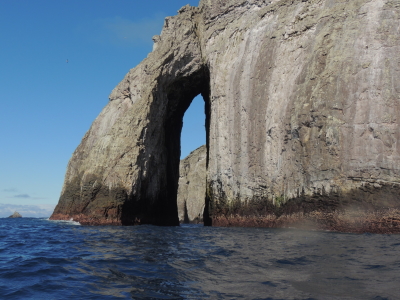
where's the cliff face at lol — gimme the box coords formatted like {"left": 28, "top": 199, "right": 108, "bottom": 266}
{"left": 177, "top": 145, "right": 207, "bottom": 223}
{"left": 51, "top": 0, "right": 400, "bottom": 231}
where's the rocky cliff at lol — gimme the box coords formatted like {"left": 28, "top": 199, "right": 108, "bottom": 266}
{"left": 177, "top": 145, "right": 207, "bottom": 223}
{"left": 51, "top": 0, "right": 400, "bottom": 232}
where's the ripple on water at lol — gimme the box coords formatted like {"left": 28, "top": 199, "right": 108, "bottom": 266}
{"left": 1, "top": 219, "right": 400, "bottom": 299}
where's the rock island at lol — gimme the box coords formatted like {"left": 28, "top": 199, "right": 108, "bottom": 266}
{"left": 51, "top": 0, "right": 400, "bottom": 233}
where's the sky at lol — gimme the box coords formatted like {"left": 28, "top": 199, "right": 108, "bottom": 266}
{"left": 0, "top": 0, "right": 205, "bottom": 217}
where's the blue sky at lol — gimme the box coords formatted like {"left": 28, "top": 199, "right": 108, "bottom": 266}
{"left": 0, "top": 0, "right": 205, "bottom": 217}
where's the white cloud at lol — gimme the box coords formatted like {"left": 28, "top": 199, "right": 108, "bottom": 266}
{"left": 0, "top": 203, "right": 55, "bottom": 218}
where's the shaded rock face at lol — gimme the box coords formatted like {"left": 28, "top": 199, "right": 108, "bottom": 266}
{"left": 177, "top": 145, "right": 207, "bottom": 223}
{"left": 51, "top": 0, "right": 400, "bottom": 230}
{"left": 8, "top": 211, "right": 22, "bottom": 218}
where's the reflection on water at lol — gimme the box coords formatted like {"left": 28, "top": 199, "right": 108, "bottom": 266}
{"left": 1, "top": 219, "right": 400, "bottom": 299}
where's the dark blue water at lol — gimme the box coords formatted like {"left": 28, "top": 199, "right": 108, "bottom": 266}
{"left": 1, "top": 218, "right": 400, "bottom": 299}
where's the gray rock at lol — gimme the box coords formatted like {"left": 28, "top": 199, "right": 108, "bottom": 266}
{"left": 8, "top": 211, "right": 22, "bottom": 218}
{"left": 51, "top": 0, "right": 400, "bottom": 228}
{"left": 177, "top": 145, "right": 207, "bottom": 223}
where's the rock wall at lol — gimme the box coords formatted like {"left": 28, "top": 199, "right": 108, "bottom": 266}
{"left": 204, "top": 0, "right": 400, "bottom": 229}
{"left": 51, "top": 0, "right": 400, "bottom": 231}
{"left": 177, "top": 145, "right": 207, "bottom": 223}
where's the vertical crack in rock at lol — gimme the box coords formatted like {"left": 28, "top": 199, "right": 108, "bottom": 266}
{"left": 51, "top": 0, "right": 400, "bottom": 232}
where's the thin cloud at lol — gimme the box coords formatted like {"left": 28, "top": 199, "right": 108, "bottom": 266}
{"left": 86, "top": 13, "right": 165, "bottom": 47}
{"left": 5, "top": 193, "right": 46, "bottom": 200}
{"left": 106, "top": 15, "right": 165, "bottom": 44}
{"left": 13, "top": 194, "right": 31, "bottom": 198}
{"left": 0, "top": 203, "right": 55, "bottom": 218}
{"left": 2, "top": 188, "right": 17, "bottom": 193}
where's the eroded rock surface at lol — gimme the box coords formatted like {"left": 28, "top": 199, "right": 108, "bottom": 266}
{"left": 177, "top": 145, "right": 207, "bottom": 223}
{"left": 51, "top": 0, "right": 400, "bottom": 231}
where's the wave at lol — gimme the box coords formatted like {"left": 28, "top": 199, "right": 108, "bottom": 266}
{"left": 46, "top": 218, "right": 81, "bottom": 226}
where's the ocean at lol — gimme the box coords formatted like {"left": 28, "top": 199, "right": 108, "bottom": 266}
{"left": 0, "top": 218, "right": 399, "bottom": 299}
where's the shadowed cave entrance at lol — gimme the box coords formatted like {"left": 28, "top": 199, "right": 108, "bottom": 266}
{"left": 159, "top": 67, "right": 211, "bottom": 226}
{"left": 118, "top": 67, "right": 212, "bottom": 226}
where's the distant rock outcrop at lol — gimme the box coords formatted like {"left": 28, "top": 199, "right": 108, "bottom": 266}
{"left": 8, "top": 211, "right": 22, "bottom": 218}
{"left": 51, "top": 0, "right": 400, "bottom": 232}
{"left": 177, "top": 145, "right": 206, "bottom": 223}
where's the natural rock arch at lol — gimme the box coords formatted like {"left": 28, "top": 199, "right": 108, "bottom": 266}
{"left": 51, "top": 5, "right": 210, "bottom": 225}
{"left": 51, "top": 0, "right": 400, "bottom": 231}
{"left": 166, "top": 92, "right": 210, "bottom": 225}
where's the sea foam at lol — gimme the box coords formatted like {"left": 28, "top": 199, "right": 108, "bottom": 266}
{"left": 46, "top": 218, "right": 81, "bottom": 225}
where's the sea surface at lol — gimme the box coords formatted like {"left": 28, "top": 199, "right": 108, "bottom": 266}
{"left": 1, "top": 218, "right": 400, "bottom": 299}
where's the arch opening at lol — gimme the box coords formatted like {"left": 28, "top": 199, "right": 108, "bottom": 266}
{"left": 181, "top": 95, "right": 206, "bottom": 160}
{"left": 178, "top": 95, "right": 207, "bottom": 224}
{"left": 164, "top": 66, "right": 211, "bottom": 226}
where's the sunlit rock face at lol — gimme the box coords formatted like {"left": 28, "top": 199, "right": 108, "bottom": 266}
{"left": 51, "top": 0, "right": 400, "bottom": 230}
{"left": 177, "top": 145, "right": 207, "bottom": 224}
